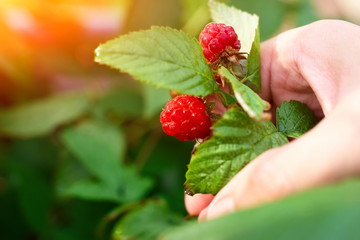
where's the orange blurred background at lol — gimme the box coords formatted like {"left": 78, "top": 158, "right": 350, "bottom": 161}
{"left": 1, "top": 0, "right": 359, "bottom": 106}
{"left": 0, "top": 0, "right": 129, "bottom": 105}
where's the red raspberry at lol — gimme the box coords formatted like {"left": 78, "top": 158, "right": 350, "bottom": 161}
{"left": 199, "top": 23, "right": 241, "bottom": 63}
{"left": 160, "top": 95, "right": 211, "bottom": 141}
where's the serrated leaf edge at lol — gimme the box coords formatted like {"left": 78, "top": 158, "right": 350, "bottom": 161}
{"left": 94, "top": 26, "right": 217, "bottom": 96}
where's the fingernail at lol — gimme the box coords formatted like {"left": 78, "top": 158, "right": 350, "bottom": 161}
{"left": 206, "top": 196, "right": 235, "bottom": 220}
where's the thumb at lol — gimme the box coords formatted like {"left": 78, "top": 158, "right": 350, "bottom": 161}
{"left": 199, "top": 92, "right": 360, "bottom": 221}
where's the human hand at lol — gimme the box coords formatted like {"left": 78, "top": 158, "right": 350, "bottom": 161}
{"left": 185, "top": 20, "right": 360, "bottom": 221}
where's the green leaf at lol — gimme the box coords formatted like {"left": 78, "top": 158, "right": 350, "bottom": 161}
{"left": 60, "top": 120, "right": 125, "bottom": 186}
{"left": 0, "top": 92, "right": 90, "bottom": 138}
{"left": 60, "top": 180, "right": 123, "bottom": 203}
{"left": 59, "top": 120, "right": 153, "bottom": 203}
{"left": 95, "top": 87, "right": 144, "bottom": 118}
{"left": 276, "top": 100, "right": 318, "bottom": 138}
{"left": 112, "top": 200, "right": 183, "bottom": 240}
{"left": 219, "top": 67, "right": 267, "bottom": 121}
{"left": 209, "top": 0, "right": 259, "bottom": 54}
{"left": 185, "top": 106, "right": 288, "bottom": 195}
{"left": 95, "top": 26, "right": 218, "bottom": 96}
{"left": 58, "top": 164, "right": 153, "bottom": 204}
{"left": 164, "top": 179, "right": 360, "bottom": 240}
{"left": 116, "top": 166, "right": 154, "bottom": 203}
{"left": 246, "top": 26, "right": 261, "bottom": 91}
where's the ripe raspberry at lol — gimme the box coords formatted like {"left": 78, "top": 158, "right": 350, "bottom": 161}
{"left": 160, "top": 95, "right": 211, "bottom": 141}
{"left": 199, "top": 23, "right": 241, "bottom": 63}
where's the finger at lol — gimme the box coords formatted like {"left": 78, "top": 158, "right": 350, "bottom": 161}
{"left": 260, "top": 20, "right": 360, "bottom": 118}
{"left": 259, "top": 27, "right": 325, "bottom": 120}
{"left": 185, "top": 193, "right": 214, "bottom": 216}
{"left": 258, "top": 27, "right": 308, "bottom": 105}
{"left": 199, "top": 91, "right": 360, "bottom": 221}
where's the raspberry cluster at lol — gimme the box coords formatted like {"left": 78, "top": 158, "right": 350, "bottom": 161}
{"left": 199, "top": 23, "right": 241, "bottom": 63}
{"left": 160, "top": 95, "right": 211, "bottom": 141}
{"left": 160, "top": 23, "right": 240, "bottom": 141}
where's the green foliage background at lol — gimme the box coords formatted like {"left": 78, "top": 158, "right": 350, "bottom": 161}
{"left": 0, "top": 0, "right": 357, "bottom": 239}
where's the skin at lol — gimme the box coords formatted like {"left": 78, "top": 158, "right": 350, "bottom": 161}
{"left": 185, "top": 20, "right": 360, "bottom": 221}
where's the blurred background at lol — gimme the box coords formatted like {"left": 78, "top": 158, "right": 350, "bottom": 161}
{"left": 0, "top": 0, "right": 359, "bottom": 239}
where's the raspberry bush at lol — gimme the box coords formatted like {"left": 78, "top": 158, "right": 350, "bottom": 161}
{"left": 95, "top": 0, "right": 318, "bottom": 196}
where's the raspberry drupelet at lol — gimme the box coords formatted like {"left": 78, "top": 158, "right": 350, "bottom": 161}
{"left": 160, "top": 95, "right": 211, "bottom": 141}
{"left": 199, "top": 23, "right": 241, "bottom": 63}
